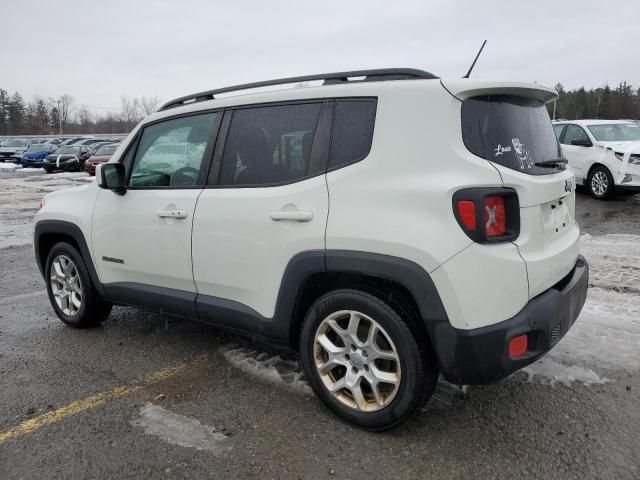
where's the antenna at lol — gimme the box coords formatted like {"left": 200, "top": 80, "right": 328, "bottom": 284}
{"left": 463, "top": 40, "right": 487, "bottom": 78}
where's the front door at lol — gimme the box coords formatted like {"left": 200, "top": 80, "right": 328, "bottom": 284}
{"left": 91, "top": 112, "right": 221, "bottom": 312}
{"left": 560, "top": 124, "right": 594, "bottom": 181}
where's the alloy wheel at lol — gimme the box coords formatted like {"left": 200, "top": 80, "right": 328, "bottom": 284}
{"left": 591, "top": 171, "right": 609, "bottom": 197}
{"left": 50, "top": 255, "right": 83, "bottom": 316}
{"left": 313, "top": 310, "right": 401, "bottom": 412}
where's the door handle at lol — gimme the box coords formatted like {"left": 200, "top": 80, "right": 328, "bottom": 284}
{"left": 270, "top": 210, "right": 313, "bottom": 222}
{"left": 157, "top": 209, "right": 188, "bottom": 219}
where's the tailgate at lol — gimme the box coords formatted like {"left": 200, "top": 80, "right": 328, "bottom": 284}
{"left": 498, "top": 165, "right": 581, "bottom": 298}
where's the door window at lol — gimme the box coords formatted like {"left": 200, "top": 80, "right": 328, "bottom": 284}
{"left": 561, "top": 125, "right": 590, "bottom": 145}
{"left": 129, "top": 113, "right": 219, "bottom": 187}
{"left": 219, "top": 103, "right": 322, "bottom": 186}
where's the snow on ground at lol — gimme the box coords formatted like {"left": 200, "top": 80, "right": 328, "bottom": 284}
{"left": 0, "top": 169, "right": 93, "bottom": 248}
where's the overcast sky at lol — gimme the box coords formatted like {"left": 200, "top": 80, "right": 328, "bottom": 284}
{"left": 2, "top": 0, "right": 639, "bottom": 114}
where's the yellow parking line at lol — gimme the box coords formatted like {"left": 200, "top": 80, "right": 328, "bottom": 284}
{"left": 0, "top": 362, "right": 189, "bottom": 444}
{"left": 0, "top": 290, "right": 47, "bottom": 305}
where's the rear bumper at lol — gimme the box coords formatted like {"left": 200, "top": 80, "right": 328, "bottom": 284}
{"left": 437, "top": 255, "right": 589, "bottom": 385}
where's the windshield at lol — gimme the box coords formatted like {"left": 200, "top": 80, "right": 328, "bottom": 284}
{"left": 587, "top": 124, "right": 640, "bottom": 142}
{"left": 4, "top": 139, "right": 28, "bottom": 147}
{"left": 462, "top": 95, "right": 563, "bottom": 175}
{"left": 95, "top": 145, "right": 118, "bottom": 156}
{"left": 55, "top": 146, "right": 81, "bottom": 154}
{"left": 26, "top": 145, "right": 48, "bottom": 152}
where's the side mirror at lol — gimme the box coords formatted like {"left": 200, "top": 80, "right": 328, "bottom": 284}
{"left": 571, "top": 138, "right": 592, "bottom": 147}
{"left": 98, "top": 163, "right": 126, "bottom": 195}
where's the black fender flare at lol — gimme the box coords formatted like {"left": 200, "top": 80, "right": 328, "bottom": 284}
{"left": 33, "top": 220, "right": 105, "bottom": 296}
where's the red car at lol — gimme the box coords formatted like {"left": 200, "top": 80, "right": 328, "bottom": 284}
{"left": 85, "top": 143, "right": 120, "bottom": 176}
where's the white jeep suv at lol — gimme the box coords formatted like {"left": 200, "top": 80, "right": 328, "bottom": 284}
{"left": 553, "top": 119, "right": 640, "bottom": 199}
{"left": 34, "top": 69, "right": 589, "bottom": 430}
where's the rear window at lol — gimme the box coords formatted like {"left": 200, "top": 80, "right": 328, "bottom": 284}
{"left": 462, "top": 95, "right": 562, "bottom": 175}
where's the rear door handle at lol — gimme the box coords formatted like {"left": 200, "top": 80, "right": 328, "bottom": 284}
{"left": 270, "top": 210, "right": 313, "bottom": 222}
{"left": 157, "top": 209, "right": 188, "bottom": 219}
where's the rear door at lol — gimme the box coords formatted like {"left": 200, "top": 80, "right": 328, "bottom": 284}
{"left": 191, "top": 102, "right": 331, "bottom": 325}
{"left": 459, "top": 91, "right": 580, "bottom": 299}
{"left": 91, "top": 112, "right": 220, "bottom": 314}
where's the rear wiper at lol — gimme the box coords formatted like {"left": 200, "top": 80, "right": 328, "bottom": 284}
{"left": 534, "top": 158, "right": 568, "bottom": 168}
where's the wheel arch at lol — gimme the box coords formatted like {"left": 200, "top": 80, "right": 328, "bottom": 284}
{"left": 34, "top": 220, "right": 104, "bottom": 296}
{"left": 280, "top": 251, "right": 449, "bottom": 361}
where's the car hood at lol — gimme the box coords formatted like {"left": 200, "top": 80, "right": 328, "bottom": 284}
{"left": 87, "top": 155, "right": 112, "bottom": 162}
{"left": 45, "top": 154, "right": 80, "bottom": 161}
{"left": 597, "top": 140, "right": 640, "bottom": 154}
{"left": 23, "top": 151, "right": 49, "bottom": 159}
{"left": 0, "top": 146, "right": 22, "bottom": 153}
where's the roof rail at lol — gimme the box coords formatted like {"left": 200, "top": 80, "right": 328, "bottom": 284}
{"left": 158, "top": 68, "right": 438, "bottom": 111}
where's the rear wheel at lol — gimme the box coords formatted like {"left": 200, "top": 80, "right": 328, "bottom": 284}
{"left": 300, "top": 289, "right": 438, "bottom": 431}
{"left": 45, "top": 242, "right": 112, "bottom": 328}
{"left": 44, "top": 167, "right": 53, "bottom": 174}
{"left": 588, "top": 166, "right": 614, "bottom": 199}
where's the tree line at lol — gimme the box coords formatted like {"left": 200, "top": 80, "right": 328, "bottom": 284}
{"left": 1, "top": 81, "right": 639, "bottom": 136}
{"left": 548, "top": 82, "right": 640, "bottom": 120}
{"left": 0, "top": 90, "right": 161, "bottom": 136}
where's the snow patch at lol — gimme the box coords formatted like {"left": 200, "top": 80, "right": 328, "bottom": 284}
{"left": 521, "top": 357, "right": 608, "bottom": 386}
{"left": 131, "top": 403, "right": 227, "bottom": 452}
{"left": 0, "top": 163, "right": 21, "bottom": 171}
{"left": 221, "top": 346, "right": 312, "bottom": 395}
{"left": 0, "top": 170, "right": 93, "bottom": 248}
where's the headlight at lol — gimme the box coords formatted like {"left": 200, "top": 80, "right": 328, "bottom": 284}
{"left": 614, "top": 152, "right": 640, "bottom": 165}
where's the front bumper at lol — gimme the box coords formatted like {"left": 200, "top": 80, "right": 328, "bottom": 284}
{"left": 437, "top": 255, "right": 589, "bottom": 385}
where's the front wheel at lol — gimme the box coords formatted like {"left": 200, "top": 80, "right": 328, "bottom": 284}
{"left": 45, "top": 242, "right": 112, "bottom": 328}
{"left": 300, "top": 289, "right": 438, "bottom": 431}
{"left": 588, "top": 166, "right": 614, "bottom": 199}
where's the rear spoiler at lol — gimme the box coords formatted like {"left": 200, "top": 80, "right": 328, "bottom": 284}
{"left": 440, "top": 79, "right": 558, "bottom": 104}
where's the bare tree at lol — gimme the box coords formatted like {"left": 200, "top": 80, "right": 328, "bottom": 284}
{"left": 76, "top": 107, "right": 93, "bottom": 130}
{"left": 59, "top": 94, "right": 75, "bottom": 128}
{"left": 120, "top": 96, "right": 142, "bottom": 129}
{"left": 139, "top": 96, "right": 162, "bottom": 115}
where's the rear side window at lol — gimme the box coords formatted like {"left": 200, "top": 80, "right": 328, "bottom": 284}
{"left": 462, "top": 95, "right": 562, "bottom": 175}
{"left": 329, "top": 99, "right": 377, "bottom": 169}
{"left": 219, "top": 103, "right": 322, "bottom": 186}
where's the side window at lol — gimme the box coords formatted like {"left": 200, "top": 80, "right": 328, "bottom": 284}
{"left": 129, "top": 113, "right": 219, "bottom": 188}
{"left": 562, "top": 125, "right": 590, "bottom": 145}
{"left": 329, "top": 99, "right": 377, "bottom": 169}
{"left": 552, "top": 124, "right": 565, "bottom": 140}
{"left": 219, "top": 103, "right": 322, "bottom": 186}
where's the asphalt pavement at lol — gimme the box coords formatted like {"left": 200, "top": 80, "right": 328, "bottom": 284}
{"left": 0, "top": 179, "right": 639, "bottom": 479}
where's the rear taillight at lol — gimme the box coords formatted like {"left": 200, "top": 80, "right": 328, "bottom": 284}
{"left": 453, "top": 188, "right": 519, "bottom": 243}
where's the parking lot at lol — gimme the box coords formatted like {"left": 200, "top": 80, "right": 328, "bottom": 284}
{"left": 0, "top": 168, "right": 639, "bottom": 479}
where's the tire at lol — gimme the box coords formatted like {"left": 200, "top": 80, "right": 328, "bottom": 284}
{"left": 588, "top": 165, "right": 614, "bottom": 199}
{"left": 45, "top": 242, "right": 112, "bottom": 328}
{"left": 44, "top": 167, "right": 53, "bottom": 174}
{"left": 300, "top": 289, "right": 438, "bottom": 431}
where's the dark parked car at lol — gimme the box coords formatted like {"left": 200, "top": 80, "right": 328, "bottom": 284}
{"left": 20, "top": 144, "right": 57, "bottom": 168}
{"left": 0, "top": 138, "right": 31, "bottom": 162}
{"left": 85, "top": 143, "right": 119, "bottom": 176}
{"left": 43, "top": 145, "right": 93, "bottom": 173}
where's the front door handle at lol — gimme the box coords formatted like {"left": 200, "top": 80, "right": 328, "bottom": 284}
{"left": 270, "top": 210, "right": 313, "bottom": 222}
{"left": 157, "top": 209, "right": 188, "bottom": 219}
